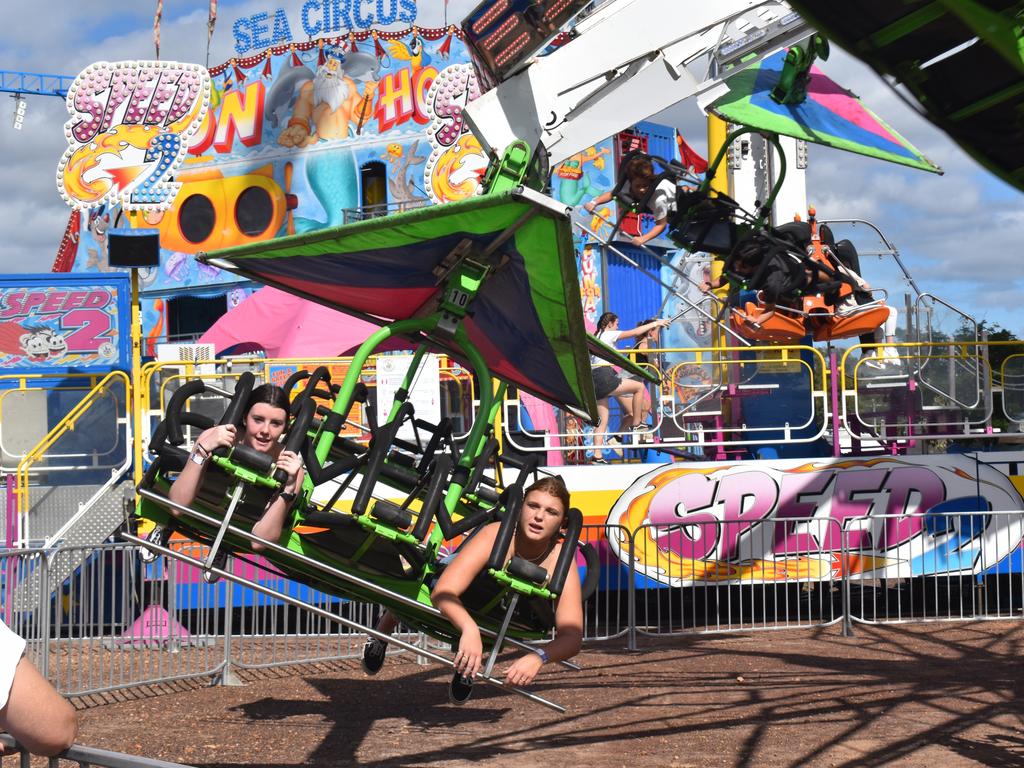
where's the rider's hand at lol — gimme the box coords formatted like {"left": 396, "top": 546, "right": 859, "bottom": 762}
{"left": 583, "top": 200, "right": 596, "bottom": 213}
{"left": 453, "top": 626, "right": 483, "bottom": 678}
{"left": 275, "top": 450, "right": 302, "bottom": 489}
{"left": 198, "top": 424, "right": 236, "bottom": 452}
{"left": 504, "top": 651, "right": 545, "bottom": 687}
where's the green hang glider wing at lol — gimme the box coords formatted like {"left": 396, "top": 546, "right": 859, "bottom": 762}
{"left": 202, "top": 189, "right": 615, "bottom": 420}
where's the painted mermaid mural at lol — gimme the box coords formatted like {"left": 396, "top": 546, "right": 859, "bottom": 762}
{"left": 271, "top": 45, "right": 380, "bottom": 231}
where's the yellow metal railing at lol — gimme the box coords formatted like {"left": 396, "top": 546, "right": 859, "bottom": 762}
{"left": 137, "top": 354, "right": 477, "bottom": 459}
{"left": 0, "top": 373, "right": 119, "bottom": 470}
{"left": 14, "top": 370, "right": 132, "bottom": 542}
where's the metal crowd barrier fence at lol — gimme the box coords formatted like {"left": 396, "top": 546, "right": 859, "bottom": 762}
{"left": 1, "top": 510, "right": 1020, "bottom": 698}
{"left": 6, "top": 541, "right": 416, "bottom": 697}
{"left": 843, "top": 510, "right": 1024, "bottom": 626}
{"left": 625, "top": 517, "right": 846, "bottom": 644}
{"left": 0, "top": 732, "right": 194, "bottom": 768}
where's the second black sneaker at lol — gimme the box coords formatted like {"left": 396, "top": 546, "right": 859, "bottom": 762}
{"left": 361, "top": 637, "right": 388, "bottom": 675}
{"left": 448, "top": 672, "right": 474, "bottom": 705}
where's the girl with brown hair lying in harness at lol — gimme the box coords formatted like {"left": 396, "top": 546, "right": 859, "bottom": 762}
{"left": 361, "top": 476, "right": 583, "bottom": 701}
{"left": 584, "top": 154, "right": 679, "bottom": 247}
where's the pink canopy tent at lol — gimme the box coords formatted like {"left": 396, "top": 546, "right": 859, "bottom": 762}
{"left": 199, "top": 286, "right": 397, "bottom": 358}
{"left": 202, "top": 287, "right": 566, "bottom": 465}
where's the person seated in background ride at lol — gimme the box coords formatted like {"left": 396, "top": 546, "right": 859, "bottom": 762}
{"left": 832, "top": 238, "right": 901, "bottom": 367}
{"left": 699, "top": 232, "right": 801, "bottom": 322}
{"left": 786, "top": 224, "right": 900, "bottom": 363}
{"left": 0, "top": 619, "right": 77, "bottom": 757}
{"left": 702, "top": 221, "right": 845, "bottom": 310}
{"left": 591, "top": 312, "right": 670, "bottom": 461}
{"left": 621, "top": 318, "right": 663, "bottom": 441}
{"left": 362, "top": 476, "right": 583, "bottom": 694}
{"left": 165, "top": 383, "right": 304, "bottom": 552}
{"left": 701, "top": 223, "right": 900, "bottom": 358}
{"left": 583, "top": 155, "right": 677, "bottom": 246}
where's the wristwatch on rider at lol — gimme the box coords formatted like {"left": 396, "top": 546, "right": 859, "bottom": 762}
{"left": 533, "top": 647, "right": 549, "bottom": 665}
{"left": 278, "top": 490, "right": 297, "bottom": 503}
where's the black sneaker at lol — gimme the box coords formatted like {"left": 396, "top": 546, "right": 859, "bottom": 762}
{"left": 140, "top": 525, "right": 169, "bottom": 563}
{"left": 202, "top": 550, "right": 228, "bottom": 584}
{"left": 361, "top": 637, "right": 387, "bottom": 675}
{"left": 448, "top": 672, "right": 474, "bottom": 705}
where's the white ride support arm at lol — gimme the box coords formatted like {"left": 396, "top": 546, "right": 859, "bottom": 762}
{"left": 462, "top": 0, "right": 812, "bottom": 167}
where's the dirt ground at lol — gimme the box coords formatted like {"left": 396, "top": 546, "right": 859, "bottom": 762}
{"left": 70, "top": 621, "right": 1024, "bottom": 768}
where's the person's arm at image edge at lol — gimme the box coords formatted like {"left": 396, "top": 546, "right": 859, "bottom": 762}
{"left": 3, "top": 657, "right": 77, "bottom": 756}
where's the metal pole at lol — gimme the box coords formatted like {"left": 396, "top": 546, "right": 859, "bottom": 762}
{"left": 5, "top": 474, "right": 15, "bottom": 550}
{"left": 167, "top": 545, "right": 180, "bottom": 654}
{"left": 482, "top": 594, "right": 520, "bottom": 679}
{"left": 626, "top": 527, "right": 637, "bottom": 651}
{"left": 840, "top": 529, "right": 854, "bottom": 637}
{"left": 122, "top": 531, "right": 564, "bottom": 712}
{"left": 829, "top": 350, "right": 841, "bottom": 458}
{"left": 38, "top": 552, "right": 50, "bottom": 679}
{"left": 131, "top": 268, "right": 144, "bottom": 488}
{"left": 215, "top": 556, "right": 242, "bottom": 686}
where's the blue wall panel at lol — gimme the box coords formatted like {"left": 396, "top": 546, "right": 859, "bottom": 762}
{"left": 635, "top": 120, "right": 677, "bottom": 163}
{"left": 605, "top": 245, "right": 663, "bottom": 333}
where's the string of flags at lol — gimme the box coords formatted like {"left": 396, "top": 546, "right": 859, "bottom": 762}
{"left": 215, "top": 25, "right": 464, "bottom": 90}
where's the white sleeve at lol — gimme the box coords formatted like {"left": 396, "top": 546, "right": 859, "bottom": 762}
{"left": 649, "top": 187, "right": 672, "bottom": 220}
{"left": 836, "top": 262, "right": 870, "bottom": 291}
{"left": 0, "top": 620, "right": 26, "bottom": 710}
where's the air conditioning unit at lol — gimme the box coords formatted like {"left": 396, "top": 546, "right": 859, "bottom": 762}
{"left": 155, "top": 343, "right": 217, "bottom": 375}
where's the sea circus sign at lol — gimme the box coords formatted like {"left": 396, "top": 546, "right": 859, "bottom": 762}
{"left": 232, "top": 1, "right": 418, "bottom": 55}
{"left": 607, "top": 456, "right": 1024, "bottom": 586}
{"left": 57, "top": 61, "right": 211, "bottom": 212}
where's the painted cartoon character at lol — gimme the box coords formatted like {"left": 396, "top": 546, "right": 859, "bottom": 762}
{"left": 386, "top": 36, "right": 431, "bottom": 77}
{"left": 41, "top": 328, "right": 68, "bottom": 358}
{"left": 0, "top": 323, "right": 68, "bottom": 363}
{"left": 267, "top": 47, "right": 381, "bottom": 233}
{"left": 85, "top": 206, "right": 111, "bottom": 272}
{"left": 386, "top": 140, "right": 429, "bottom": 209}
{"left": 554, "top": 146, "right": 610, "bottom": 207}
{"left": 275, "top": 46, "right": 380, "bottom": 147}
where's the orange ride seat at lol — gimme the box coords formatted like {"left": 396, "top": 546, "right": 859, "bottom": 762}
{"left": 812, "top": 304, "right": 891, "bottom": 342}
{"left": 731, "top": 302, "right": 806, "bottom": 342}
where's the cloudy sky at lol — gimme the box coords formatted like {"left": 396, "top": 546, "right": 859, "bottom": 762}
{"left": 1, "top": 0, "right": 1021, "bottom": 333}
